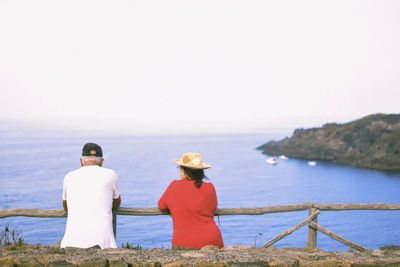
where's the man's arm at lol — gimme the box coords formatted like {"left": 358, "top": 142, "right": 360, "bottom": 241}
{"left": 112, "top": 196, "right": 121, "bottom": 210}
{"left": 63, "top": 200, "right": 68, "bottom": 212}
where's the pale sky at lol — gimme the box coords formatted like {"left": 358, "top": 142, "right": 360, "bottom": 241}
{"left": 1, "top": 1, "right": 399, "bottom": 133}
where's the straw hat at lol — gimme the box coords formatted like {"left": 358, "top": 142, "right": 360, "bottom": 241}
{"left": 172, "top": 152, "right": 211, "bottom": 169}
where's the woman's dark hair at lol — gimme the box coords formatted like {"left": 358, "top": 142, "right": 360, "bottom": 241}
{"left": 181, "top": 166, "right": 208, "bottom": 188}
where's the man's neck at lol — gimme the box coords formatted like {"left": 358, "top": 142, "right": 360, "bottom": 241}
{"left": 82, "top": 162, "right": 101, "bottom": 167}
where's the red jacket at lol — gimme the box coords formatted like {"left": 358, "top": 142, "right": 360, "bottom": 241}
{"left": 158, "top": 179, "right": 224, "bottom": 249}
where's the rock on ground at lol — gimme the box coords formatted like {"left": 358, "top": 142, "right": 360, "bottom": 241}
{"left": 1, "top": 244, "right": 400, "bottom": 266}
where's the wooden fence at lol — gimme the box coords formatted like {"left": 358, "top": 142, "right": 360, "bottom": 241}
{"left": 1, "top": 202, "right": 400, "bottom": 251}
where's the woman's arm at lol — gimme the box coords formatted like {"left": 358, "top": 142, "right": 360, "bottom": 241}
{"left": 158, "top": 193, "right": 169, "bottom": 212}
{"left": 209, "top": 183, "right": 218, "bottom": 211}
{"left": 158, "top": 200, "right": 170, "bottom": 213}
{"left": 158, "top": 181, "right": 175, "bottom": 212}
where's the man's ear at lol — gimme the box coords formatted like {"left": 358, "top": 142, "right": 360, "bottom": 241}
{"left": 80, "top": 158, "right": 83, "bottom": 166}
{"left": 100, "top": 159, "right": 104, "bottom": 167}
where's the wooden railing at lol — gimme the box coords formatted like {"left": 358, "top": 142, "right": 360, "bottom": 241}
{"left": 1, "top": 202, "right": 400, "bottom": 251}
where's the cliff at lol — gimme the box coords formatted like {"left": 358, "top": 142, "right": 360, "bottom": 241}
{"left": 257, "top": 114, "right": 400, "bottom": 171}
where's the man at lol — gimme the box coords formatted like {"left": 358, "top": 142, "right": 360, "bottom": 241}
{"left": 60, "top": 143, "right": 121, "bottom": 249}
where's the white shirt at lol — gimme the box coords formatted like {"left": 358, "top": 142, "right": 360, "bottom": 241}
{"left": 61, "top": 165, "right": 120, "bottom": 249}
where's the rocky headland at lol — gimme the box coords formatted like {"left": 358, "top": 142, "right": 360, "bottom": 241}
{"left": 1, "top": 244, "right": 400, "bottom": 267}
{"left": 257, "top": 114, "right": 400, "bottom": 171}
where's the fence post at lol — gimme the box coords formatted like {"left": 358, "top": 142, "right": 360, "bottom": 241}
{"left": 113, "top": 211, "right": 117, "bottom": 239}
{"left": 306, "top": 206, "right": 318, "bottom": 248}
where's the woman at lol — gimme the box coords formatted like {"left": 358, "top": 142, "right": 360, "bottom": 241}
{"left": 158, "top": 152, "right": 224, "bottom": 249}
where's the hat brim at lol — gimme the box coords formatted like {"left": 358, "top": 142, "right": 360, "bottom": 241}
{"left": 172, "top": 159, "right": 211, "bottom": 169}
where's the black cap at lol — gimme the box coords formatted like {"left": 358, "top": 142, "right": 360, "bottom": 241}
{"left": 82, "top": 143, "right": 103, "bottom": 157}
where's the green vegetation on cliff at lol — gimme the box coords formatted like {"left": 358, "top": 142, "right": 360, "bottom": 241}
{"left": 257, "top": 114, "right": 400, "bottom": 170}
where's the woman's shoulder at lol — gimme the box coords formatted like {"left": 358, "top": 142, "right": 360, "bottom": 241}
{"left": 168, "top": 179, "right": 180, "bottom": 186}
{"left": 168, "top": 179, "right": 188, "bottom": 187}
{"left": 201, "top": 181, "right": 216, "bottom": 190}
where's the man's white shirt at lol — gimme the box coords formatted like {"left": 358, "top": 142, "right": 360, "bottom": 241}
{"left": 61, "top": 165, "right": 120, "bottom": 249}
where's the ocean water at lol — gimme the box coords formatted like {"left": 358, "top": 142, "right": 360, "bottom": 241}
{"left": 0, "top": 129, "right": 400, "bottom": 251}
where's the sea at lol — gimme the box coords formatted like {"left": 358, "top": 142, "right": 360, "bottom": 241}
{"left": 1, "top": 127, "right": 399, "bottom": 252}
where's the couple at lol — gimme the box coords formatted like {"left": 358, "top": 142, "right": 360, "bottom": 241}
{"left": 60, "top": 143, "right": 224, "bottom": 249}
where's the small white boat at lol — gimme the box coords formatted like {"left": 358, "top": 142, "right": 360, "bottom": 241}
{"left": 279, "top": 155, "right": 289, "bottom": 160}
{"left": 308, "top": 161, "right": 317, "bottom": 166}
{"left": 266, "top": 157, "right": 278, "bottom": 165}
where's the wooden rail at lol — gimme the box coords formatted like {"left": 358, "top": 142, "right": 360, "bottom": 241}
{"left": 1, "top": 203, "right": 400, "bottom": 251}
{"left": 2, "top": 203, "right": 400, "bottom": 218}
